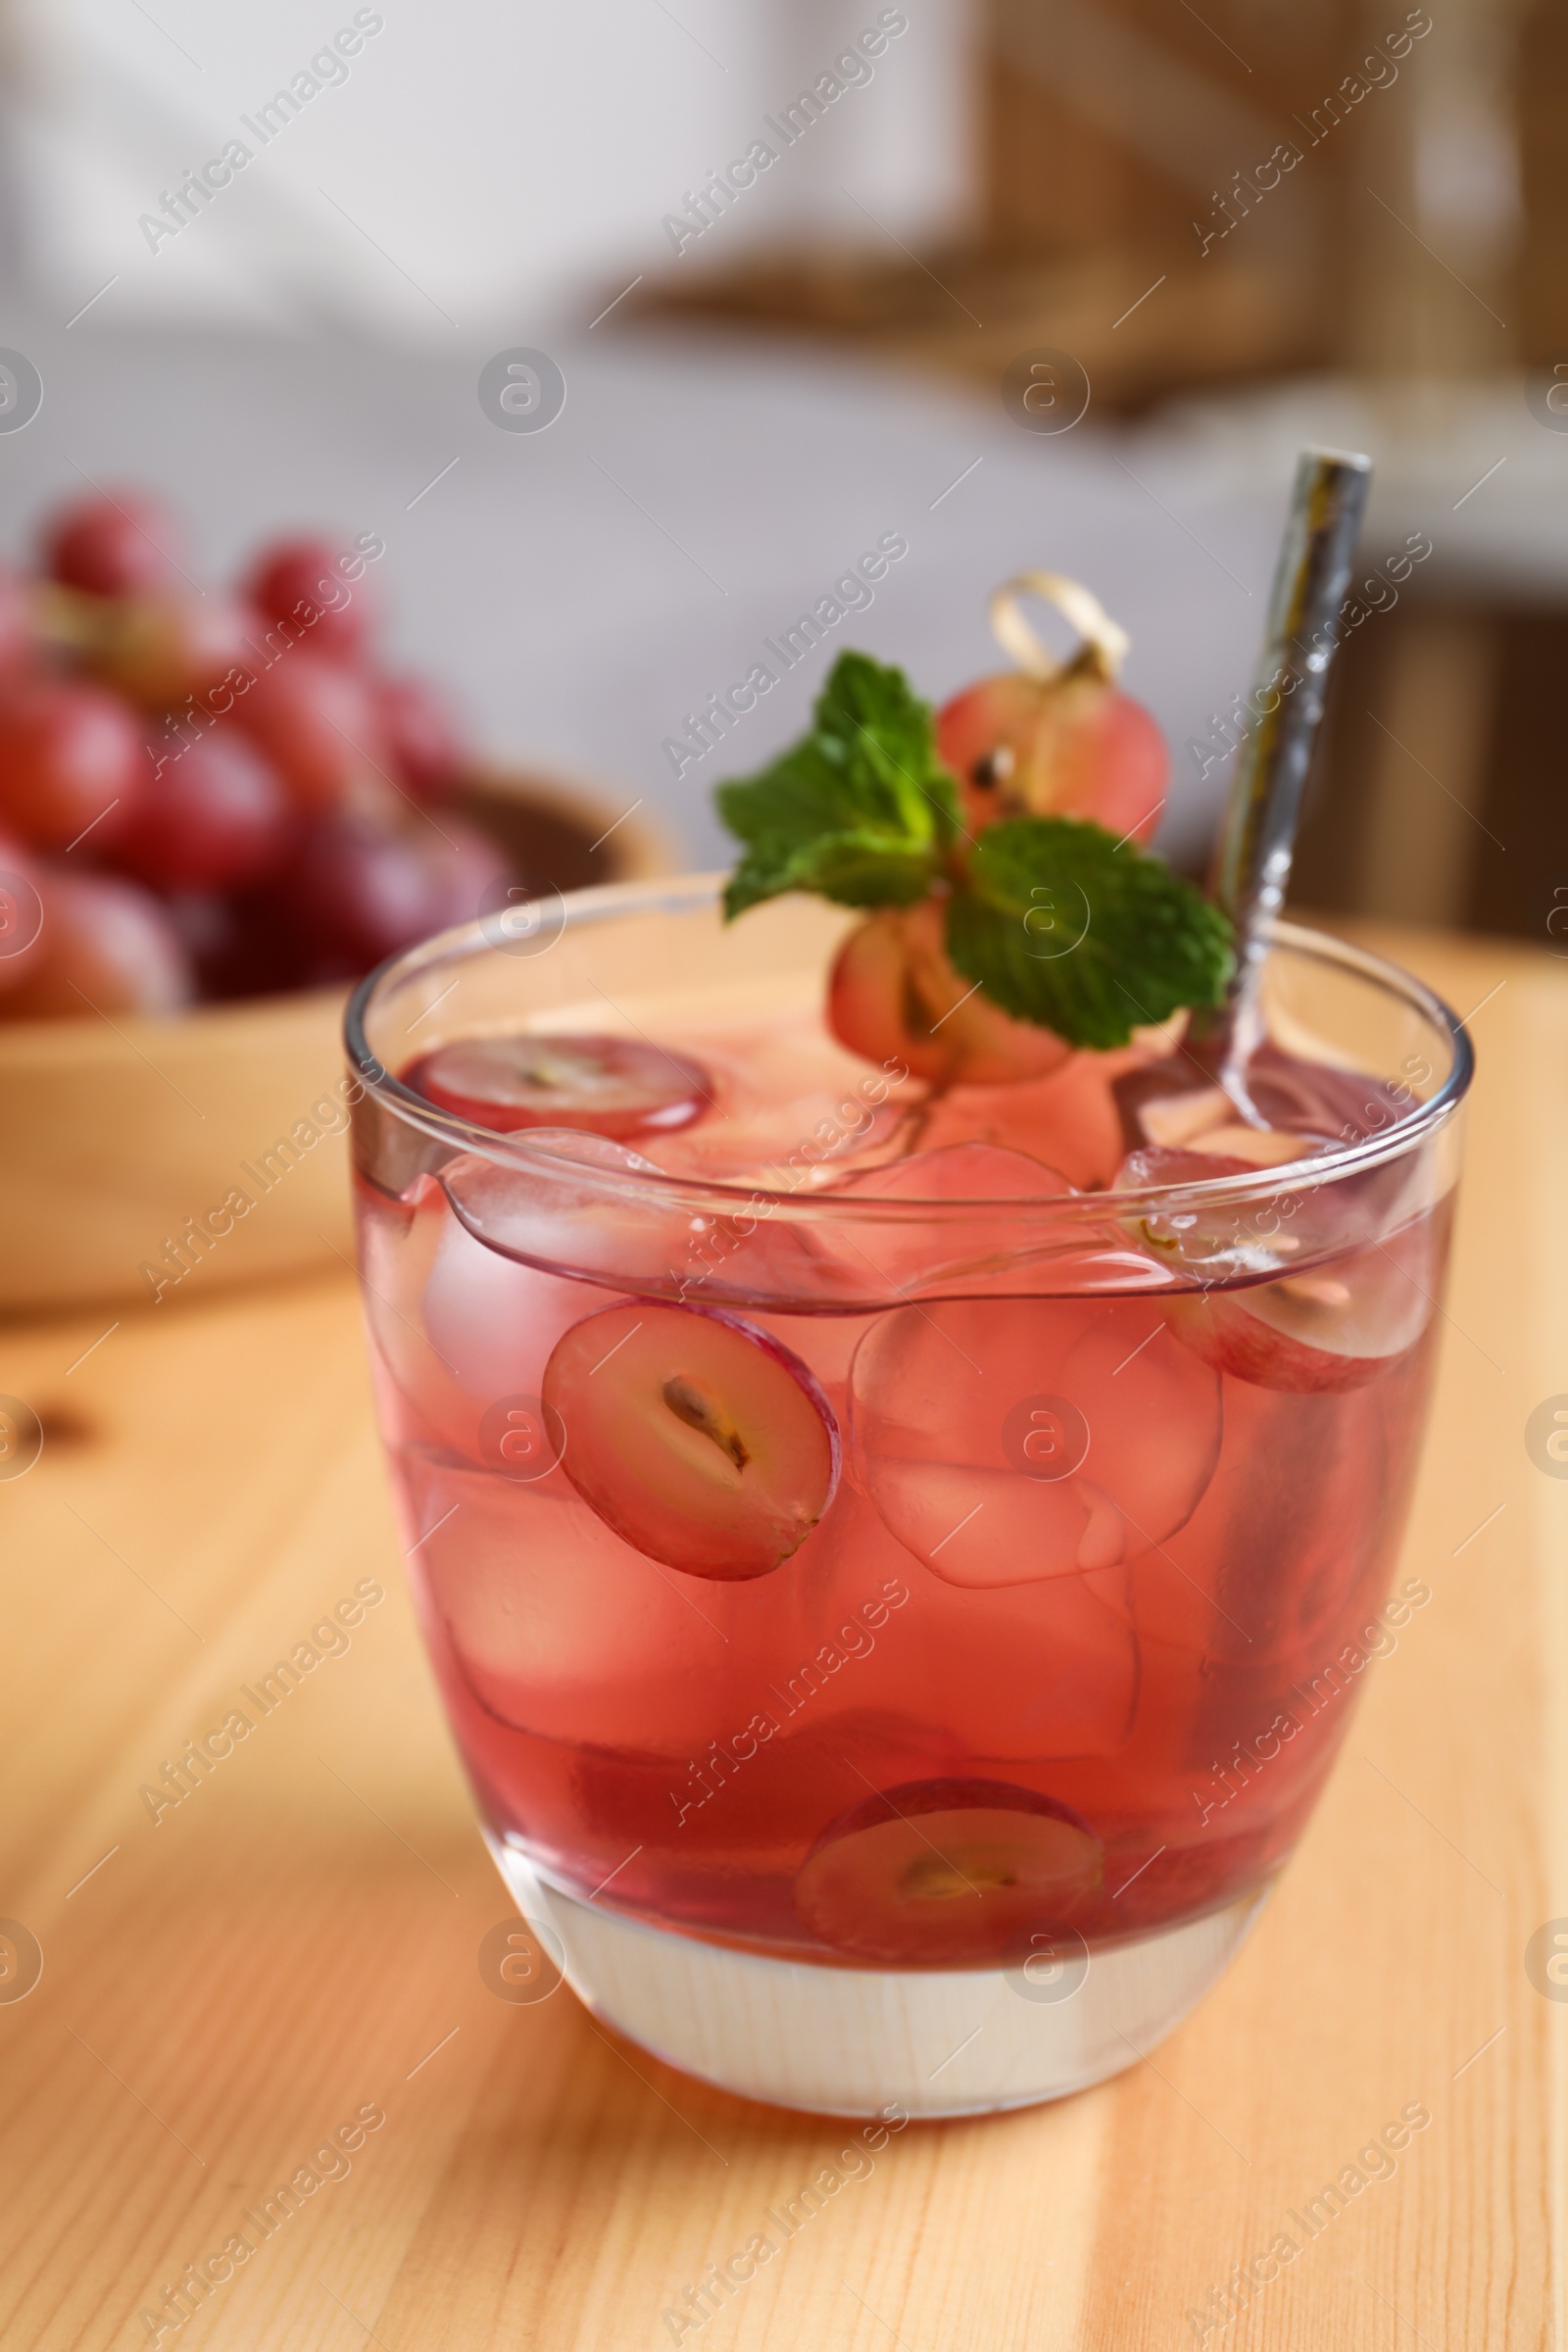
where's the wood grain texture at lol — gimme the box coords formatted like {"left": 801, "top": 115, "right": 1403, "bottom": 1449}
{"left": 0, "top": 924, "right": 1559, "bottom": 2352}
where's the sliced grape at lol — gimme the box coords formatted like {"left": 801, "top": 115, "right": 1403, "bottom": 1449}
{"left": 851, "top": 1296, "right": 1221, "bottom": 1586}
{"left": 404, "top": 1033, "right": 710, "bottom": 1140}
{"left": 542, "top": 1301, "right": 839, "bottom": 1580}
{"left": 1167, "top": 1217, "right": 1439, "bottom": 1393}
{"left": 793, "top": 1776, "right": 1103, "bottom": 1966}
{"left": 828, "top": 900, "right": 1074, "bottom": 1087}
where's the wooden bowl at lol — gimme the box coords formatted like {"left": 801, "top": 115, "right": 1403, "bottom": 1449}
{"left": 0, "top": 766, "right": 674, "bottom": 1318}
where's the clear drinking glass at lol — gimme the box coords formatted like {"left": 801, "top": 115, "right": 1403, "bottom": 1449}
{"left": 345, "top": 879, "right": 1471, "bottom": 2117}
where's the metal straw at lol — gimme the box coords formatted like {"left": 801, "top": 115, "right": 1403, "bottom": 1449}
{"left": 1195, "top": 445, "right": 1372, "bottom": 1096}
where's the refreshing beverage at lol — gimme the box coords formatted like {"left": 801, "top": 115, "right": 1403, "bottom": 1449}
{"left": 346, "top": 881, "right": 1470, "bottom": 2115}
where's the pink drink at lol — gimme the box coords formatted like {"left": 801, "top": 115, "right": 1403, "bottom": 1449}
{"left": 345, "top": 889, "right": 1476, "bottom": 2107}
{"left": 348, "top": 885, "right": 1469, "bottom": 2107}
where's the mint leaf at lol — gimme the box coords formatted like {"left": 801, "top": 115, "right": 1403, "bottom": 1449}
{"left": 716, "top": 652, "right": 961, "bottom": 918}
{"left": 946, "top": 817, "right": 1233, "bottom": 1051}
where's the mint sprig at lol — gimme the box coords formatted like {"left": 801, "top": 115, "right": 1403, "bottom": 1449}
{"left": 715, "top": 651, "right": 1232, "bottom": 1051}
{"left": 716, "top": 653, "right": 961, "bottom": 917}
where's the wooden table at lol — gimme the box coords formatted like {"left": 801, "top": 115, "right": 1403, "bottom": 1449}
{"left": 2, "top": 924, "right": 1561, "bottom": 2351}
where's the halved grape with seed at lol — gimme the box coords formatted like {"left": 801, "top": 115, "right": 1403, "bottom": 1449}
{"left": 793, "top": 1777, "right": 1103, "bottom": 1966}
{"left": 542, "top": 1301, "right": 839, "bottom": 1579}
{"left": 403, "top": 1033, "right": 710, "bottom": 1140}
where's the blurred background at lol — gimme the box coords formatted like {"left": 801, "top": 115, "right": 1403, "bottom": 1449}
{"left": 0, "top": 0, "right": 1564, "bottom": 938}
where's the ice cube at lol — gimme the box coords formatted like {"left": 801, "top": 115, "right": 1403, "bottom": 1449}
{"left": 898, "top": 1552, "right": 1142, "bottom": 1760}
{"left": 358, "top": 1171, "right": 620, "bottom": 1460}
{"left": 816, "top": 1144, "right": 1075, "bottom": 1302}
{"left": 649, "top": 1011, "right": 915, "bottom": 1183}
{"left": 400, "top": 1453, "right": 732, "bottom": 1749}
{"left": 841, "top": 1143, "right": 1076, "bottom": 1202}
{"left": 1167, "top": 1210, "right": 1441, "bottom": 1394}
{"left": 1137, "top": 1085, "right": 1235, "bottom": 1150}
{"left": 850, "top": 1295, "right": 1222, "bottom": 1585}
{"left": 914, "top": 1048, "right": 1140, "bottom": 1190}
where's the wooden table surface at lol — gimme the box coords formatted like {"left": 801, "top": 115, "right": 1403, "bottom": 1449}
{"left": 1, "top": 922, "right": 1562, "bottom": 2352}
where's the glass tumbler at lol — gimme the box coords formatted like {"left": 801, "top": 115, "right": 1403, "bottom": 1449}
{"left": 345, "top": 880, "right": 1471, "bottom": 2117}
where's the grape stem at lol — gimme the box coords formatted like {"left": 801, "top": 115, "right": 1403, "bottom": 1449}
{"left": 987, "top": 571, "right": 1129, "bottom": 686}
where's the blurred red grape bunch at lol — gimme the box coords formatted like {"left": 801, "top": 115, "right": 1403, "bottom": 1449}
{"left": 0, "top": 489, "right": 503, "bottom": 1016}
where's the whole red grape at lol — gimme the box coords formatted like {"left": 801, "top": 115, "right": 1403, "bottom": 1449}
{"left": 40, "top": 489, "right": 187, "bottom": 598}
{"left": 244, "top": 536, "right": 373, "bottom": 663}
{"left": 116, "top": 729, "right": 294, "bottom": 893}
{"left": 0, "top": 679, "right": 145, "bottom": 851}
{"left": 91, "top": 594, "right": 259, "bottom": 711}
{"left": 380, "top": 673, "right": 464, "bottom": 798}
{"left": 264, "top": 809, "right": 510, "bottom": 979}
{"left": 169, "top": 887, "right": 307, "bottom": 1002}
{"left": 1, "top": 867, "right": 192, "bottom": 1017}
{"left": 230, "top": 651, "right": 386, "bottom": 810}
{"left": 278, "top": 812, "right": 453, "bottom": 972}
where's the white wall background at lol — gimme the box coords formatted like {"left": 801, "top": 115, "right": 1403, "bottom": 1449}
{"left": 7, "top": 0, "right": 975, "bottom": 337}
